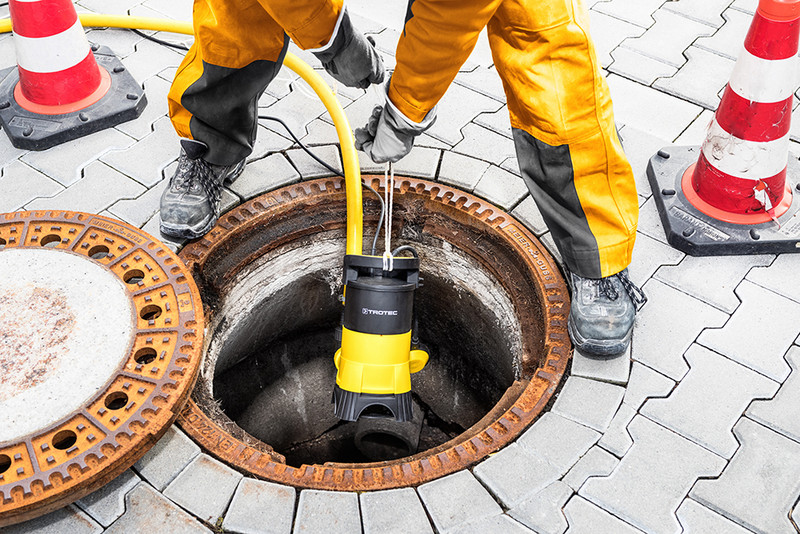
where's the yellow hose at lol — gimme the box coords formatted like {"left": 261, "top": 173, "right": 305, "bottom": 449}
{"left": 0, "top": 14, "right": 364, "bottom": 255}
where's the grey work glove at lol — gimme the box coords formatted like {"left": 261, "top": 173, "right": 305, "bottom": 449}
{"left": 312, "top": 10, "right": 384, "bottom": 89}
{"left": 354, "top": 102, "right": 436, "bottom": 163}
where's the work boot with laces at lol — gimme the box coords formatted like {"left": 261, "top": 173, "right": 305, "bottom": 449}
{"left": 567, "top": 268, "right": 647, "bottom": 356}
{"left": 159, "top": 139, "right": 245, "bottom": 240}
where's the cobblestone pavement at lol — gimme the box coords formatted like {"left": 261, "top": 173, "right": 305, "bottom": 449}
{"left": 2, "top": 0, "right": 800, "bottom": 533}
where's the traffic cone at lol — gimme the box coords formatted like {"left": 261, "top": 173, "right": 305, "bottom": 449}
{"left": 647, "top": 0, "right": 800, "bottom": 255}
{"left": 0, "top": 0, "right": 146, "bottom": 150}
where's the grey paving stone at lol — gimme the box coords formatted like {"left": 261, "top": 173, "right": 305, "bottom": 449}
{"left": 642, "top": 343, "right": 778, "bottom": 458}
{"left": 293, "top": 118, "right": 339, "bottom": 148}
{"left": 450, "top": 513, "right": 537, "bottom": 534}
{"left": 654, "top": 46, "right": 736, "bottom": 110}
{"left": 222, "top": 478, "right": 296, "bottom": 534}
{"left": 591, "top": 0, "right": 664, "bottom": 28}
{"left": 747, "top": 346, "right": 800, "bottom": 445}
{"left": 116, "top": 74, "right": 172, "bottom": 140}
{"left": 473, "top": 443, "right": 562, "bottom": 508}
{"left": 101, "top": 116, "right": 180, "bottom": 187}
{"left": 25, "top": 161, "right": 145, "bottom": 214}
{"left": 518, "top": 411, "right": 602, "bottom": 473}
{"left": 474, "top": 106, "right": 512, "bottom": 139}
{"left": 262, "top": 85, "right": 328, "bottom": 139}
{"left": 563, "top": 496, "right": 644, "bottom": 534}
{"left": 390, "top": 146, "right": 440, "bottom": 179}
{"left": 609, "top": 46, "right": 680, "bottom": 88}
{"left": 75, "top": 469, "right": 140, "bottom": 527}
{"left": 562, "top": 446, "right": 619, "bottom": 492}
{"left": 85, "top": 27, "right": 142, "bottom": 58}
{"left": 231, "top": 154, "right": 301, "bottom": 200}
{"left": 581, "top": 415, "right": 726, "bottom": 534}
{"left": 107, "top": 180, "right": 168, "bottom": 228}
{"left": 623, "top": 362, "right": 676, "bottom": 409}
{"left": 695, "top": 9, "right": 753, "bottom": 61}
{"left": 632, "top": 279, "right": 729, "bottom": 381}
{"left": 698, "top": 280, "right": 800, "bottom": 382}
{"left": 637, "top": 196, "right": 671, "bottom": 245}
{"left": 549, "top": 376, "right": 625, "bottom": 433}
{"left": 437, "top": 151, "right": 491, "bottom": 192}
{"left": 121, "top": 34, "right": 186, "bottom": 83}
{"left": 500, "top": 156, "right": 521, "bottom": 176}
{"left": 426, "top": 83, "right": 503, "bottom": 147}
{"left": 618, "top": 125, "right": 670, "bottom": 200}
{"left": 418, "top": 470, "right": 503, "bottom": 533}
{"left": 249, "top": 124, "right": 295, "bottom": 161}
{"left": 628, "top": 232, "right": 684, "bottom": 287}
{"left": 597, "top": 402, "right": 637, "bottom": 457}
{"left": 263, "top": 67, "right": 298, "bottom": 100}
{"left": 571, "top": 347, "right": 631, "bottom": 385}
{"left": 508, "top": 481, "right": 572, "bottom": 534}
{"left": 746, "top": 254, "right": 800, "bottom": 306}
{"left": 662, "top": 0, "right": 732, "bottom": 27}
{"left": 0, "top": 137, "right": 26, "bottom": 172}
{"left": 0, "top": 160, "right": 63, "bottom": 212}
{"left": 656, "top": 253, "right": 773, "bottom": 314}
{"left": 540, "top": 232, "right": 564, "bottom": 266}
{"left": 356, "top": 149, "right": 387, "bottom": 176}
{"left": 453, "top": 66, "right": 508, "bottom": 103}
{"left": 1, "top": 504, "right": 102, "bottom": 534}
{"left": 142, "top": 0, "right": 192, "bottom": 22}
{"left": 621, "top": 10, "right": 715, "bottom": 68}
{"left": 691, "top": 417, "right": 800, "bottom": 534}
{"left": 510, "top": 196, "right": 548, "bottom": 237}
{"left": 21, "top": 127, "right": 135, "bottom": 187}
{"left": 453, "top": 123, "right": 517, "bottom": 166}
{"left": 588, "top": 10, "right": 645, "bottom": 68}
{"left": 286, "top": 145, "right": 343, "bottom": 179}
{"left": 676, "top": 498, "right": 754, "bottom": 534}
{"left": 133, "top": 425, "right": 201, "bottom": 491}
{"left": 473, "top": 165, "right": 528, "bottom": 211}
{"left": 141, "top": 211, "right": 185, "bottom": 251}
{"left": 731, "top": 0, "right": 758, "bottom": 13}
{"left": 606, "top": 74, "right": 704, "bottom": 142}
{"left": 360, "top": 488, "right": 434, "bottom": 534}
{"left": 163, "top": 453, "right": 243, "bottom": 524}
{"left": 104, "top": 482, "right": 210, "bottom": 533}
{"left": 293, "top": 490, "right": 360, "bottom": 534}
{"left": 673, "top": 109, "right": 716, "bottom": 146}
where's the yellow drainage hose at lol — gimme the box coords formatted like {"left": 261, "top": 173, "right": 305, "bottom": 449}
{"left": 0, "top": 15, "right": 364, "bottom": 255}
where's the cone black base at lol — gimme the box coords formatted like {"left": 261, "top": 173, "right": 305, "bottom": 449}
{"left": 647, "top": 145, "right": 800, "bottom": 256}
{"left": 0, "top": 45, "right": 146, "bottom": 151}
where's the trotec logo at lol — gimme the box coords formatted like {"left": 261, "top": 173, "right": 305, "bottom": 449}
{"left": 362, "top": 308, "right": 398, "bottom": 316}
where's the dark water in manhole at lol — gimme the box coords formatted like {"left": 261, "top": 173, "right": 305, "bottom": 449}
{"left": 207, "top": 235, "right": 524, "bottom": 468}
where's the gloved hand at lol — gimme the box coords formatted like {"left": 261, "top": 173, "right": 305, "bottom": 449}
{"left": 355, "top": 102, "right": 436, "bottom": 163}
{"left": 312, "top": 10, "right": 384, "bottom": 89}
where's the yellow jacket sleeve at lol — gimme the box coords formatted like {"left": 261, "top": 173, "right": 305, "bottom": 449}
{"left": 261, "top": 0, "right": 344, "bottom": 50}
{"left": 389, "top": 0, "right": 503, "bottom": 123}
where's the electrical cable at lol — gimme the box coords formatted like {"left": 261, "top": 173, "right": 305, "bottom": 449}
{"left": 130, "top": 28, "right": 189, "bottom": 51}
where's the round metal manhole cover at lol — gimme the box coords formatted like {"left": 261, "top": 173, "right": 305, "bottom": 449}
{"left": 0, "top": 211, "right": 204, "bottom": 527}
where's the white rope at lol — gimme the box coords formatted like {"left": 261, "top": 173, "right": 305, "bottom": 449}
{"left": 382, "top": 162, "right": 394, "bottom": 271}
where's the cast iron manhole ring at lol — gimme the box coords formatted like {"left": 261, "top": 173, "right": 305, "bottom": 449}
{"left": 177, "top": 176, "right": 571, "bottom": 491}
{"left": 0, "top": 211, "right": 204, "bottom": 527}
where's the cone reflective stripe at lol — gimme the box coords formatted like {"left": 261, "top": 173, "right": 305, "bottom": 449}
{"left": 9, "top": 0, "right": 105, "bottom": 110}
{"left": 691, "top": 0, "right": 799, "bottom": 215}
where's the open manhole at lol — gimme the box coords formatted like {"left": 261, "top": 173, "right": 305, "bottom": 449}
{"left": 178, "top": 176, "right": 571, "bottom": 491}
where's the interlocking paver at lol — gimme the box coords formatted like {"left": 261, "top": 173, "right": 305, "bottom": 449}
{"left": 262, "top": 85, "right": 328, "bottom": 139}
{"left": 608, "top": 46, "right": 679, "bottom": 87}
{"left": 78, "top": 0, "right": 144, "bottom": 16}
{"left": 249, "top": 124, "right": 295, "bottom": 161}
{"left": 508, "top": 481, "right": 572, "bottom": 534}
{"left": 581, "top": 415, "right": 726, "bottom": 534}
{"left": 116, "top": 75, "right": 173, "bottom": 140}
{"left": 662, "top": 0, "right": 733, "bottom": 27}
{"left": 452, "top": 513, "right": 537, "bottom": 534}
{"left": 633, "top": 279, "right": 729, "bottom": 381}
{"left": 286, "top": 145, "right": 343, "bottom": 179}
{"left": 746, "top": 254, "right": 800, "bottom": 306}
{"left": 676, "top": 498, "right": 754, "bottom": 534}
{"left": 654, "top": 46, "right": 735, "bottom": 110}
{"left": 292, "top": 118, "right": 339, "bottom": 148}
{"left": 163, "top": 453, "right": 243, "bottom": 524}
{"left": 142, "top": 0, "right": 192, "bottom": 21}
{"left": 133, "top": 425, "right": 201, "bottom": 491}
{"left": 747, "top": 346, "right": 800, "bottom": 444}
{"left": 731, "top": 0, "right": 758, "bottom": 13}
{"left": 453, "top": 123, "right": 517, "bottom": 166}
{"left": 473, "top": 443, "right": 562, "bottom": 508}
{"left": 390, "top": 146, "right": 440, "bottom": 179}
{"left": 691, "top": 417, "right": 800, "bottom": 534}
{"left": 622, "top": 362, "right": 676, "bottom": 408}
{"left": 141, "top": 211, "right": 185, "bottom": 251}
{"left": 642, "top": 343, "right": 778, "bottom": 458}
{"left": 25, "top": 160, "right": 145, "bottom": 213}
{"left": 621, "top": 10, "right": 716, "bottom": 68}
{"left": 0, "top": 160, "right": 63, "bottom": 212}
{"left": 550, "top": 376, "right": 625, "bottom": 433}
{"left": 587, "top": 11, "right": 645, "bottom": 68}
{"left": 437, "top": 151, "right": 491, "bottom": 192}
{"left": 562, "top": 446, "right": 619, "bottom": 492}
{"left": 418, "top": 470, "right": 503, "bottom": 533}
{"left": 360, "top": 488, "right": 434, "bottom": 534}
{"left": 426, "top": 83, "right": 503, "bottom": 147}
{"left": 472, "top": 165, "right": 528, "bottom": 211}
{"left": 672, "top": 109, "right": 715, "bottom": 145}
{"left": 231, "top": 154, "right": 301, "bottom": 200}
{"left": 75, "top": 469, "right": 140, "bottom": 527}
{"left": 104, "top": 482, "right": 210, "bottom": 533}
{"left": 222, "top": 478, "right": 296, "bottom": 534}
{"left": 474, "top": 106, "right": 512, "bottom": 139}
{"left": 606, "top": 74, "right": 703, "bottom": 142}
{"left": 592, "top": 0, "right": 664, "bottom": 28}
{"left": 571, "top": 348, "right": 631, "bottom": 385}
{"left": 101, "top": 116, "right": 182, "bottom": 187}
{"left": 637, "top": 196, "right": 671, "bottom": 245}
{"left": 122, "top": 33, "right": 186, "bottom": 83}
{"left": 628, "top": 233, "right": 684, "bottom": 287}
{"left": 695, "top": 9, "right": 753, "bottom": 61}
{"left": 518, "top": 411, "right": 602, "bottom": 473}
{"left": 107, "top": 180, "right": 168, "bottom": 228}
{"left": 453, "top": 66, "right": 508, "bottom": 103}
{"left": 293, "top": 490, "right": 360, "bottom": 534}
{"left": 0, "top": 137, "right": 26, "bottom": 173}
{"left": 618, "top": 124, "right": 670, "bottom": 199}
{"left": 85, "top": 27, "right": 142, "bottom": 58}
{"left": 562, "top": 496, "right": 644, "bottom": 534}
{"left": 656, "top": 253, "right": 772, "bottom": 314}
{"left": 510, "top": 196, "right": 548, "bottom": 236}
{"left": 1, "top": 505, "right": 102, "bottom": 534}
{"left": 698, "top": 280, "right": 800, "bottom": 382}
{"left": 597, "top": 403, "right": 637, "bottom": 457}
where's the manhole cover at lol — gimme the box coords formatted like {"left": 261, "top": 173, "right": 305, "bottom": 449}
{"left": 0, "top": 211, "right": 204, "bottom": 527}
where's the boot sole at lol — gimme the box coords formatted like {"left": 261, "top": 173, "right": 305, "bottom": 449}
{"left": 567, "top": 316, "right": 632, "bottom": 357}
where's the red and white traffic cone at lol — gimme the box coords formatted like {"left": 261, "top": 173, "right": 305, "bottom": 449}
{"left": 647, "top": 0, "right": 800, "bottom": 255}
{"left": 0, "top": 0, "right": 146, "bottom": 150}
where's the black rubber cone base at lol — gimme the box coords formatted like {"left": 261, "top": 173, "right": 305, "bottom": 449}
{"left": 333, "top": 386, "right": 413, "bottom": 422}
{"left": 647, "top": 145, "right": 800, "bottom": 255}
{"left": 0, "top": 45, "right": 146, "bottom": 151}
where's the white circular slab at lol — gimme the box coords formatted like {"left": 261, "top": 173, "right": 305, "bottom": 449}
{"left": 0, "top": 248, "right": 135, "bottom": 442}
